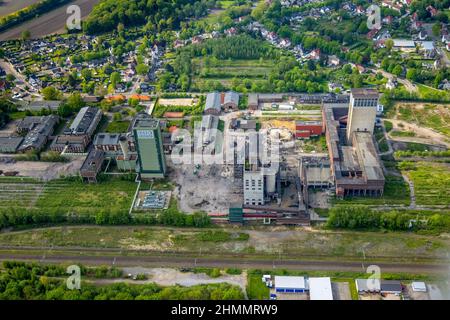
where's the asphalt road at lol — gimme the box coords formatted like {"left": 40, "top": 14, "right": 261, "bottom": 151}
{"left": 0, "top": 250, "right": 448, "bottom": 275}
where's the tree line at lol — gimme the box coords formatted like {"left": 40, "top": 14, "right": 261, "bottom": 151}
{"left": 326, "top": 206, "right": 449, "bottom": 232}
{"left": 0, "top": 261, "right": 243, "bottom": 300}
{"left": 83, "top": 0, "right": 214, "bottom": 34}
{"left": 0, "top": 206, "right": 211, "bottom": 230}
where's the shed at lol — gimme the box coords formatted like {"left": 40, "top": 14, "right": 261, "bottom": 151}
{"left": 274, "top": 276, "right": 307, "bottom": 293}
{"left": 309, "top": 277, "right": 333, "bottom": 300}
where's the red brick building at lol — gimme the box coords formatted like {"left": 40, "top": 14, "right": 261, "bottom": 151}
{"left": 295, "top": 121, "right": 323, "bottom": 139}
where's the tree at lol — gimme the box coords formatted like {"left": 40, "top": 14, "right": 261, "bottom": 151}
{"left": 81, "top": 69, "right": 92, "bottom": 81}
{"left": 392, "top": 65, "right": 403, "bottom": 77}
{"left": 432, "top": 23, "right": 441, "bottom": 37}
{"left": 21, "top": 30, "right": 31, "bottom": 41}
{"left": 110, "top": 72, "right": 121, "bottom": 88}
{"left": 135, "top": 64, "right": 149, "bottom": 76}
{"left": 385, "top": 39, "right": 394, "bottom": 52}
{"left": 42, "top": 87, "right": 61, "bottom": 100}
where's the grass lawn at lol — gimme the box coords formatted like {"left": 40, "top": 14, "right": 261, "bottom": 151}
{"left": 246, "top": 274, "right": 269, "bottom": 300}
{"left": 0, "top": 176, "right": 137, "bottom": 215}
{"left": 105, "top": 121, "right": 130, "bottom": 133}
{"left": 191, "top": 58, "right": 275, "bottom": 90}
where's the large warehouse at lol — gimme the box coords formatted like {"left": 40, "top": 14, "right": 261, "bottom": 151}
{"left": 274, "top": 276, "right": 307, "bottom": 293}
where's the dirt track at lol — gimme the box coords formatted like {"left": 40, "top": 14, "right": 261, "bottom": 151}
{"left": 0, "top": 0, "right": 99, "bottom": 41}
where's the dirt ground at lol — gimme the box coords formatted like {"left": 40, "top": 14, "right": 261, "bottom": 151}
{"left": 308, "top": 191, "right": 331, "bottom": 209}
{"left": 168, "top": 160, "right": 242, "bottom": 214}
{"left": 96, "top": 267, "right": 247, "bottom": 295}
{"left": 158, "top": 98, "right": 197, "bottom": 107}
{"left": 0, "top": 157, "right": 84, "bottom": 180}
{"left": 387, "top": 119, "right": 450, "bottom": 148}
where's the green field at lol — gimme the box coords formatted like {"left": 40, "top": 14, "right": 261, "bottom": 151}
{"left": 191, "top": 58, "right": 275, "bottom": 90}
{"left": 404, "top": 162, "right": 450, "bottom": 206}
{"left": 0, "top": 176, "right": 136, "bottom": 215}
{"left": 0, "top": 225, "right": 449, "bottom": 262}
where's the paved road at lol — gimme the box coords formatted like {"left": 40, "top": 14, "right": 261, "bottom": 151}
{"left": 0, "top": 250, "right": 448, "bottom": 275}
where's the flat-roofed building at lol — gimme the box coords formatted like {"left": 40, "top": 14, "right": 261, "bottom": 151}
{"left": 80, "top": 149, "right": 105, "bottom": 183}
{"left": 295, "top": 121, "right": 323, "bottom": 139}
{"left": 93, "top": 133, "right": 122, "bottom": 155}
{"left": 244, "top": 170, "right": 264, "bottom": 205}
{"left": 132, "top": 113, "right": 166, "bottom": 180}
{"left": 309, "top": 277, "right": 333, "bottom": 300}
{"left": 355, "top": 279, "right": 381, "bottom": 293}
{"left": 274, "top": 276, "right": 307, "bottom": 293}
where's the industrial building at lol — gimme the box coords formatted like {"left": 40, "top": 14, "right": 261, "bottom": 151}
{"left": 346, "top": 88, "right": 379, "bottom": 141}
{"left": 230, "top": 118, "right": 257, "bottom": 131}
{"left": 247, "top": 93, "right": 283, "bottom": 110}
{"left": 195, "top": 115, "right": 219, "bottom": 148}
{"left": 204, "top": 92, "right": 222, "bottom": 115}
{"left": 274, "top": 276, "right": 307, "bottom": 293}
{"left": 243, "top": 170, "right": 265, "bottom": 205}
{"left": 51, "top": 107, "right": 101, "bottom": 153}
{"left": 93, "top": 133, "right": 123, "bottom": 155}
{"left": 16, "top": 115, "right": 58, "bottom": 153}
{"left": 299, "top": 156, "right": 333, "bottom": 189}
{"left": 80, "top": 149, "right": 105, "bottom": 183}
{"left": 223, "top": 91, "right": 240, "bottom": 112}
{"left": 322, "top": 89, "right": 385, "bottom": 198}
{"left": 205, "top": 91, "right": 240, "bottom": 114}
{"left": 309, "top": 277, "right": 333, "bottom": 300}
{"left": 0, "top": 137, "right": 24, "bottom": 153}
{"left": 132, "top": 113, "right": 166, "bottom": 180}
{"left": 355, "top": 279, "right": 381, "bottom": 293}
{"left": 116, "top": 134, "right": 138, "bottom": 172}
{"left": 295, "top": 120, "right": 323, "bottom": 139}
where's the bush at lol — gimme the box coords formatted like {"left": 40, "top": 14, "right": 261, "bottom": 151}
{"left": 225, "top": 268, "right": 242, "bottom": 275}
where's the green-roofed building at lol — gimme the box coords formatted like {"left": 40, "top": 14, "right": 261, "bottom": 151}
{"left": 132, "top": 113, "right": 166, "bottom": 180}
